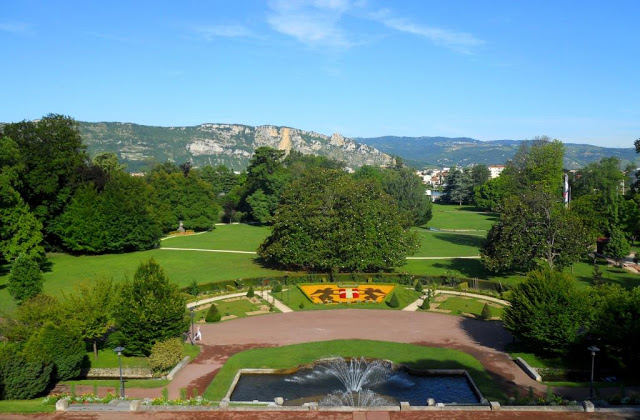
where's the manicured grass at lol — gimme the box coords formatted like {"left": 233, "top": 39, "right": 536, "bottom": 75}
{"left": 61, "top": 379, "right": 170, "bottom": 389}
{"left": 436, "top": 296, "right": 505, "bottom": 319}
{"left": 0, "top": 244, "right": 286, "bottom": 313}
{"left": 426, "top": 203, "right": 499, "bottom": 231}
{"left": 507, "top": 351, "right": 576, "bottom": 370}
{"left": 203, "top": 339, "right": 504, "bottom": 402}
{"left": 162, "top": 224, "right": 270, "bottom": 251}
{"left": 86, "top": 343, "right": 199, "bottom": 369}
{"left": 87, "top": 349, "right": 149, "bottom": 369}
{"left": 276, "top": 285, "right": 421, "bottom": 311}
{"left": 0, "top": 399, "right": 55, "bottom": 414}
{"left": 411, "top": 229, "right": 484, "bottom": 257}
{"left": 193, "top": 296, "right": 279, "bottom": 322}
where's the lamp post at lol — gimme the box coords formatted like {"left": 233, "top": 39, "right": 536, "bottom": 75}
{"left": 114, "top": 346, "right": 125, "bottom": 399}
{"left": 588, "top": 345, "right": 600, "bottom": 400}
{"left": 190, "top": 307, "right": 195, "bottom": 345}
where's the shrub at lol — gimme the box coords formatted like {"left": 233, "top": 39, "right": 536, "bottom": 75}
{"left": 419, "top": 299, "right": 430, "bottom": 310}
{"left": 271, "top": 282, "right": 282, "bottom": 293}
{"left": 149, "top": 338, "right": 183, "bottom": 372}
{"left": 7, "top": 254, "right": 44, "bottom": 303}
{"left": 480, "top": 303, "right": 492, "bottom": 320}
{"left": 414, "top": 281, "right": 423, "bottom": 292}
{"left": 23, "top": 323, "right": 86, "bottom": 381}
{"left": 114, "top": 259, "right": 189, "bottom": 356}
{"left": 457, "top": 281, "right": 469, "bottom": 291}
{"left": 387, "top": 293, "right": 400, "bottom": 308}
{"left": 298, "top": 302, "right": 305, "bottom": 309}
{"left": 225, "top": 284, "right": 236, "bottom": 292}
{"left": 188, "top": 280, "right": 199, "bottom": 296}
{"left": 246, "top": 286, "right": 255, "bottom": 298}
{"left": 0, "top": 343, "right": 53, "bottom": 400}
{"left": 205, "top": 303, "right": 221, "bottom": 323}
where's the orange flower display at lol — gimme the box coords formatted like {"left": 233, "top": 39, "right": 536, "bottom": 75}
{"left": 299, "top": 284, "right": 396, "bottom": 304}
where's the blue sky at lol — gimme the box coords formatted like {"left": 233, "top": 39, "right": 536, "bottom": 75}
{"left": 1, "top": 0, "right": 638, "bottom": 147}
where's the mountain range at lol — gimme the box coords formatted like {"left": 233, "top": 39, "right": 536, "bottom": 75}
{"left": 76, "top": 122, "right": 639, "bottom": 171}
{"left": 356, "top": 136, "right": 639, "bottom": 170}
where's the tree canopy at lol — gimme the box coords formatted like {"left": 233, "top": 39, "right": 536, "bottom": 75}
{"left": 258, "top": 168, "right": 418, "bottom": 272}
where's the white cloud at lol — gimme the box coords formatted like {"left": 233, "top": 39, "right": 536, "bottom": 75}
{"left": 190, "top": 24, "right": 252, "bottom": 41}
{"left": 266, "top": 0, "right": 355, "bottom": 48}
{"left": 370, "top": 9, "right": 484, "bottom": 54}
{"left": 0, "top": 22, "right": 34, "bottom": 36}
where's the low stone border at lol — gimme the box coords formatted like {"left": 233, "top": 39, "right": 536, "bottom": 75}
{"left": 515, "top": 357, "right": 542, "bottom": 381}
{"left": 82, "top": 367, "right": 153, "bottom": 379}
{"left": 167, "top": 356, "right": 191, "bottom": 381}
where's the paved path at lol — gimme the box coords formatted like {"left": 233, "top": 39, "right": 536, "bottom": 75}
{"left": 163, "top": 310, "right": 543, "bottom": 400}
{"left": 160, "top": 247, "right": 257, "bottom": 254}
{"left": 256, "top": 290, "right": 293, "bottom": 313}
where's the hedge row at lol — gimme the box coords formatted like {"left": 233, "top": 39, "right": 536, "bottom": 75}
{"left": 182, "top": 272, "right": 511, "bottom": 296}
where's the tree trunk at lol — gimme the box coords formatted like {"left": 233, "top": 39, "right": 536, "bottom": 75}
{"left": 93, "top": 340, "right": 99, "bottom": 360}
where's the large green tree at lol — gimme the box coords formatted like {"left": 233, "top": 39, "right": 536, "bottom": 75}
{"left": 501, "top": 137, "right": 564, "bottom": 195}
{"left": 55, "top": 172, "right": 162, "bottom": 253}
{"left": 504, "top": 269, "right": 593, "bottom": 355}
{"left": 0, "top": 115, "right": 87, "bottom": 245}
{"left": 63, "top": 278, "right": 116, "bottom": 360}
{"left": 0, "top": 137, "right": 44, "bottom": 262}
{"left": 380, "top": 167, "right": 432, "bottom": 226}
{"left": 114, "top": 259, "right": 189, "bottom": 356}
{"left": 442, "top": 167, "right": 473, "bottom": 205}
{"left": 482, "top": 192, "right": 592, "bottom": 272}
{"left": 242, "top": 147, "right": 290, "bottom": 223}
{"left": 258, "top": 169, "right": 418, "bottom": 272}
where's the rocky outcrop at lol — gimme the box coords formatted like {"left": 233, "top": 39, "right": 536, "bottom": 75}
{"left": 78, "top": 122, "right": 393, "bottom": 171}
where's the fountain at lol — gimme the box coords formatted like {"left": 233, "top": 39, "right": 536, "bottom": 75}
{"left": 229, "top": 357, "right": 482, "bottom": 406}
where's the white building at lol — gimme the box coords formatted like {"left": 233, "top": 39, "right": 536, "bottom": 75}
{"left": 488, "top": 165, "right": 505, "bottom": 179}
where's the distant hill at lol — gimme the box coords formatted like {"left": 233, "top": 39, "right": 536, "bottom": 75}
{"left": 356, "top": 136, "right": 640, "bottom": 169}
{"left": 77, "top": 122, "right": 393, "bottom": 171}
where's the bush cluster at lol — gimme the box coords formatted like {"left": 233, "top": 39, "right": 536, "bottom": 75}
{"left": 149, "top": 338, "right": 184, "bottom": 372}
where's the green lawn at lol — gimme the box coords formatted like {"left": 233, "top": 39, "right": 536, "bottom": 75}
{"left": 275, "top": 285, "right": 421, "bottom": 311}
{"left": 193, "top": 296, "right": 279, "bottom": 322}
{"left": 426, "top": 203, "right": 499, "bottom": 231}
{"left": 85, "top": 343, "right": 200, "bottom": 369}
{"left": 203, "top": 339, "right": 503, "bottom": 402}
{"left": 436, "top": 296, "right": 505, "bottom": 319}
{"left": 411, "top": 229, "right": 484, "bottom": 257}
{"left": 162, "top": 224, "right": 270, "bottom": 251}
{"left": 0, "top": 399, "right": 55, "bottom": 414}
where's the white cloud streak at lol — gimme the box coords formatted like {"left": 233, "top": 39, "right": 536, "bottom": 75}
{"left": 190, "top": 24, "right": 252, "bottom": 41}
{"left": 266, "top": 0, "right": 355, "bottom": 48}
{"left": 370, "top": 9, "right": 484, "bottom": 54}
{"left": 0, "top": 22, "right": 34, "bottom": 36}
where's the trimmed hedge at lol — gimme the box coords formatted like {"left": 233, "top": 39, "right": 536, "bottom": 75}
{"left": 149, "top": 338, "right": 184, "bottom": 372}
{"left": 205, "top": 303, "right": 221, "bottom": 323}
{"left": 0, "top": 343, "right": 53, "bottom": 400}
{"left": 23, "top": 323, "right": 86, "bottom": 381}
{"left": 183, "top": 273, "right": 511, "bottom": 296}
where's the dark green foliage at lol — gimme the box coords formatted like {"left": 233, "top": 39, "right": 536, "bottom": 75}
{"left": 271, "top": 283, "right": 282, "bottom": 293}
{"left": 23, "top": 323, "right": 86, "bottom": 381}
{"left": 482, "top": 192, "right": 592, "bottom": 272}
{"left": 591, "top": 285, "right": 640, "bottom": 371}
{"left": 572, "top": 157, "right": 624, "bottom": 199}
{"left": 55, "top": 173, "right": 162, "bottom": 253}
{"left": 199, "top": 165, "right": 241, "bottom": 195}
{"left": 0, "top": 343, "right": 53, "bottom": 400}
{"left": 387, "top": 293, "right": 400, "bottom": 308}
{"left": 246, "top": 285, "right": 255, "bottom": 297}
{"left": 243, "top": 147, "right": 290, "bottom": 223}
{"left": 442, "top": 167, "right": 474, "bottom": 205}
{"left": 480, "top": 303, "right": 492, "bottom": 320}
{"left": 259, "top": 169, "right": 418, "bottom": 272}
{"left": 603, "top": 227, "right": 631, "bottom": 261}
{"left": 147, "top": 167, "right": 220, "bottom": 231}
{"left": 592, "top": 263, "right": 604, "bottom": 286}
{"left": 0, "top": 115, "right": 88, "bottom": 243}
{"left": 0, "top": 295, "right": 63, "bottom": 342}
{"left": 501, "top": 138, "right": 565, "bottom": 195}
{"left": 189, "top": 280, "right": 199, "bottom": 296}
{"left": 474, "top": 176, "right": 509, "bottom": 211}
{"left": 114, "top": 259, "right": 189, "bottom": 356}
{"left": 8, "top": 254, "right": 44, "bottom": 303}
{"left": 414, "top": 281, "right": 423, "bottom": 292}
{"left": 503, "top": 270, "right": 592, "bottom": 355}
{"left": 0, "top": 137, "right": 45, "bottom": 262}
{"left": 380, "top": 167, "right": 433, "bottom": 226}
{"left": 205, "top": 303, "right": 222, "bottom": 323}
